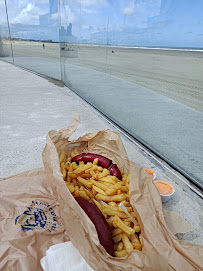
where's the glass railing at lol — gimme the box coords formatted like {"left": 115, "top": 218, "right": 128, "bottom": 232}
{"left": 0, "top": 0, "right": 13, "bottom": 63}
{"left": 1, "top": 0, "right": 203, "bottom": 189}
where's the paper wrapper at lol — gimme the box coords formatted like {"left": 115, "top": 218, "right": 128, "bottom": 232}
{"left": 42, "top": 114, "right": 203, "bottom": 271}
{"left": 0, "top": 168, "right": 69, "bottom": 271}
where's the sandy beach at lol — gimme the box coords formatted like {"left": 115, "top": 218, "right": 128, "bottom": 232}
{"left": 2, "top": 40, "right": 203, "bottom": 112}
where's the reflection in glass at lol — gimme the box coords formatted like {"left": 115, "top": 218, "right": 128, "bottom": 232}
{"left": 59, "top": 0, "right": 203, "bottom": 188}
{"left": 0, "top": 0, "right": 13, "bottom": 63}
{"left": 6, "top": 0, "right": 61, "bottom": 80}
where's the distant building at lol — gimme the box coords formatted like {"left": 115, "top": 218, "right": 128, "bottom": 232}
{"left": 39, "top": 0, "right": 58, "bottom": 26}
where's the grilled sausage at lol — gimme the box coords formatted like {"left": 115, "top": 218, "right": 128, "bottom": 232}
{"left": 75, "top": 197, "right": 114, "bottom": 256}
{"left": 108, "top": 164, "right": 122, "bottom": 180}
{"left": 72, "top": 153, "right": 112, "bottom": 169}
{"left": 72, "top": 153, "right": 122, "bottom": 180}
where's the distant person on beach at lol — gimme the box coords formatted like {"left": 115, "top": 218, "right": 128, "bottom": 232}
{"left": 43, "top": 43, "right": 45, "bottom": 49}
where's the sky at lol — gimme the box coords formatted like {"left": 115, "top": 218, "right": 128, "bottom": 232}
{"left": 1, "top": 0, "right": 203, "bottom": 47}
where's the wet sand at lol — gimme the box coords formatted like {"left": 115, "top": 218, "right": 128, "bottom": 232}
{"left": 2, "top": 40, "right": 203, "bottom": 112}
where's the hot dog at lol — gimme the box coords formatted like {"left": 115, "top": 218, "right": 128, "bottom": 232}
{"left": 72, "top": 153, "right": 122, "bottom": 180}
{"left": 75, "top": 197, "right": 114, "bottom": 256}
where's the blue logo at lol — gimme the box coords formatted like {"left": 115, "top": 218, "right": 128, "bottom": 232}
{"left": 15, "top": 201, "right": 59, "bottom": 232}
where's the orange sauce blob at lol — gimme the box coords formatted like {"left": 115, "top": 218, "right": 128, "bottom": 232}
{"left": 154, "top": 180, "right": 174, "bottom": 195}
{"left": 144, "top": 168, "right": 154, "bottom": 178}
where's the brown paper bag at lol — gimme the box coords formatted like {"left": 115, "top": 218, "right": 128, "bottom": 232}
{"left": 42, "top": 114, "right": 203, "bottom": 271}
{"left": 0, "top": 168, "right": 69, "bottom": 271}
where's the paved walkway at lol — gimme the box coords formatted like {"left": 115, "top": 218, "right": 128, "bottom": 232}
{"left": 0, "top": 60, "right": 202, "bottom": 246}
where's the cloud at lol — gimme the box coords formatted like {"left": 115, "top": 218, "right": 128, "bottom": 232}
{"left": 77, "top": 0, "right": 106, "bottom": 7}
{"left": 121, "top": 2, "right": 136, "bottom": 16}
{"left": 7, "top": 1, "right": 49, "bottom": 25}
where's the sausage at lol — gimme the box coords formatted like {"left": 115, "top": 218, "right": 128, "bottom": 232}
{"left": 72, "top": 153, "right": 112, "bottom": 169}
{"left": 75, "top": 197, "right": 114, "bottom": 256}
{"left": 72, "top": 153, "right": 122, "bottom": 180}
{"left": 108, "top": 164, "right": 122, "bottom": 180}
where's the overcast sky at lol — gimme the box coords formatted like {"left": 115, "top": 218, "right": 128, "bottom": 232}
{"left": 1, "top": 0, "right": 203, "bottom": 47}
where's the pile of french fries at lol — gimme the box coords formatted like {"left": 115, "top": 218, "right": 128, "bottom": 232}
{"left": 59, "top": 149, "right": 143, "bottom": 257}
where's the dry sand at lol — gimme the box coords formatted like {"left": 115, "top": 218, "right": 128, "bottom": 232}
{"left": 2, "top": 40, "right": 203, "bottom": 112}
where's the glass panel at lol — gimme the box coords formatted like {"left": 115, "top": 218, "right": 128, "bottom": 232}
{"left": 59, "top": 0, "right": 203, "bottom": 189}
{"left": 0, "top": 0, "right": 13, "bottom": 63}
{"left": 6, "top": 0, "right": 61, "bottom": 80}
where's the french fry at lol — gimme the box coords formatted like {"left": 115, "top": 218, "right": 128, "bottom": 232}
{"left": 59, "top": 150, "right": 66, "bottom": 163}
{"left": 116, "top": 212, "right": 132, "bottom": 219}
{"left": 99, "top": 181, "right": 112, "bottom": 187}
{"left": 106, "top": 216, "right": 114, "bottom": 227}
{"left": 97, "top": 169, "right": 111, "bottom": 179}
{"left": 122, "top": 173, "right": 128, "bottom": 182}
{"left": 92, "top": 185, "right": 106, "bottom": 195}
{"left": 93, "top": 158, "right": 98, "bottom": 165}
{"left": 117, "top": 241, "right": 124, "bottom": 251}
{"left": 113, "top": 215, "right": 135, "bottom": 235}
{"left": 80, "top": 173, "right": 92, "bottom": 179}
{"left": 85, "top": 165, "right": 98, "bottom": 173}
{"left": 80, "top": 187, "right": 94, "bottom": 199}
{"left": 102, "top": 205, "right": 117, "bottom": 216}
{"left": 64, "top": 161, "right": 71, "bottom": 170}
{"left": 133, "top": 243, "right": 142, "bottom": 251}
{"left": 66, "top": 183, "right": 74, "bottom": 193}
{"left": 112, "top": 233, "right": 122, "bottom": 243}
{"left": 105, "top": 188, "right": 117, "bottom": 195}
{"left": 92, "top": 198, "right": 103, "bottom": 212}
{"left": 108, "top": 201, "right": 117, "bottom": 207}
{"left": 74, "top": 186, "right": 79, "bottom": 192}
{"left": 73, "top": 163, "right": 93, "bottom": 174}
{"left": 114, "top": 250, "right": 128, "bottom": 258}
{"left": 92, "top": 187, "right": 97, "bottom": 195}
{"left": 72, "top": 179, "right": 78, "bottom": 187}
{"left": 77, "top": 176, "right": 92, "bottom": 189}
{"left": 122, "top": 233, "right": 133, "bottom": 254}
{"left": 114, "top": 182, "right": 124, "bottom": 189}
{"left": 99, "top": 176, "right": 115, "bottom": 184}
{"left": 92, "top": 180, "right": 108, "bottom": 191}
{"left": 123, "top": 221, "right": 131, "bottom": 227}
{"left": 66, "top": 175, "right": 71, "bottom": 184}
{"left": 72, "top": 162, "right": 78, "bottom": 170}
{"left": 133, "top": 220, "right": 141, "bottom": 233}
{"left": 139, "top": 233, "right": 143, "bottom": 246}
{"left": 130, "top": 233, "right": 141, "bottom": 245}
{"left": 68, "top": 173, "right": 78, "bottom": 179}
{"left": 95, "top": 193, "right": 126, "bottom": 202}
{"left": 79, "top": 161, "right": 85, "bottom": 166}
{"left": 89, "top": 170, "right": 97, "bottom": 178}
{"left": 130, "top": 233, "right": 142, "bottom": 251}
{"left": 75, "top": 190, "right": 90, "bottom": 201}
{"left": 62, "top": 166, "right": 66, "bottom": 179}
{"left": 112, "top": 228, "right": 123, "bottom": 237}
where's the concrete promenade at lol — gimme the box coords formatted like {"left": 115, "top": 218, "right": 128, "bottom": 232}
{"left": 0, "top": 60, "right": 202, "bottom": 247}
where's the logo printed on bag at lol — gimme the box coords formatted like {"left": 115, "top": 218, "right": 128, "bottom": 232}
{"left": 15, "top": 201, "right": 59, "bottom": 232}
